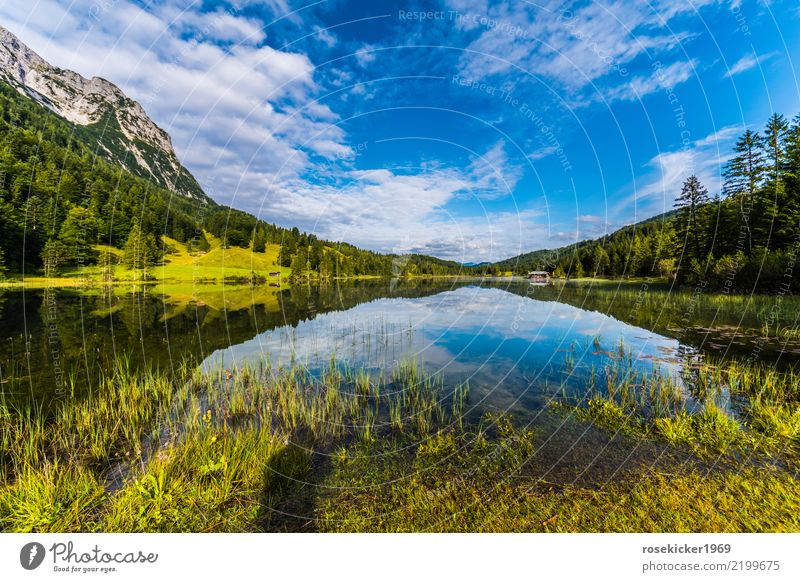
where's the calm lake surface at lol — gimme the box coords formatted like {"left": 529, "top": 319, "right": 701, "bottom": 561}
{"left": 2, "top": 278, "right": 798, "bottom": 417}
{"left": 6, "top": 278, "right": 800, "bottom": 484}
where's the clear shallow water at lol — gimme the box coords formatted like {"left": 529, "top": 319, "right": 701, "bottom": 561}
{"left": 203, "top": 285, "right": 684, "bottom": 417}
{"left": 3, "top": 279, "right": 794, "bottom": 488}
{"left": 1, "top": 278, "right": 794, "bottom": 415}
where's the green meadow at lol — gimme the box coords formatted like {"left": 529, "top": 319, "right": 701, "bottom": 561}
{"left": 0, "top": 232, "right": 290, "bottom": 289}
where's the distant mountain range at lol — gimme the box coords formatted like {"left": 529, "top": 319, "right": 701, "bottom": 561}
{"left": 0, "top": 26, "right": 207, "bottom": 202}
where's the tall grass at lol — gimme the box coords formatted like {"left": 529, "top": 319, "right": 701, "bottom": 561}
{"left": 0, "top": 356, "right": 469, "bottom": 532}
{"left": 556, "top": 351, "right": 800, "bottom": 457}
{"left": 2, "top": 344, "right": 798, "bottom": 533}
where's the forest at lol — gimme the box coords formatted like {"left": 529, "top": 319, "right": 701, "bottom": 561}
{"left": 495, "top": 113, "right": 800, "bottom": 292}
{"left": 0, "top": 82, "right": 468, "bottom": 279}
{"left": 4, "top": 71, "right": 800, "bottom": 290}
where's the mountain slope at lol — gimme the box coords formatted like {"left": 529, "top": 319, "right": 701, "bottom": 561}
{"left": 0, "top": 27, "right": 476, "bottom": 280}
{"left": 494, "top": 211, "right": 677, "bottom": 274}
{"left": 0, "top": 25, "right": 207, "bottom": 202}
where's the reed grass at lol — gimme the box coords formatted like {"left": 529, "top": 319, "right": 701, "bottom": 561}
{"left": 555, "top": 351, "right": 800, "bottom": 458}
{"left": 2, "top": 345, "right": 798, "bottom": 533}
{"left": 0, "top": 355, "right": 469, "bottom": 532}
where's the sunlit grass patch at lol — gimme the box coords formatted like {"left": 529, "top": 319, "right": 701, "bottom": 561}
{"left": 0, "top": 463, "right": 105, "bottom": 533}
{"left": 552, "top": 354, "right": 799, "bottom": 459}
{"left": 103, "top": 425, "right": 303, "bottom": 532}
{"left": 317, "top": 420, "right": 800, "bottom": 532}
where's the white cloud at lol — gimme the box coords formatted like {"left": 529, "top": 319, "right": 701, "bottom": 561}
{"left": 449, "top": 0, "right": 720, "bottom": 104}
{"left": 606, "top": 60, "right": 697, "bottom": 102}
{"left": 464, "top": 140, "right": 524, "bottom": 199}
{"left": 724, "top": 51, "right": 779, "bottom": 78}
{"left": 579, "top": 214, "right": 602, "bottom": 223}
{"left": 527, "top": 145, "right": 558, "bottom": 161}
{"left": 615, "top": 124, "right": 742, "bottom": 218}
{"left": 0, "top": 0, "right": 349, "bottom": 211}
{"left": 175, "top": 9, "right": 267, "bottom": 45}
{"left": 313, "top": 26, "right": 337, "bottom": 48}
{"left": 247, "top": 140, "right": 534, "bottom": 261}
{"left": 354, "top": 44, "right": 377, "bottom": 67}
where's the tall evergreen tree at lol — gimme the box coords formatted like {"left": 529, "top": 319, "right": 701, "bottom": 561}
{"left": 723, "top": 129, "right": 765, "bottom": 251}
{"left": 778, "top": 115, "right": 800, "bottom": 246}
{"left": 591, "top": 244, "right": 610, "bottom": 275}
{"left": 58, "top": 206, "right": 98, "bottom": 265}
{"left": 251, "top": 227, "right": 267, "bottom": 253}
{"left": 41, "top": 238, "right": 68, "bottom": 277}
{"left": 674, "top": 175, "right": 709, "bottom": 261}
{"left": 290, "top": 247, "right": 308, "bottom": 278}
{"left": 755, "top": 114, "right": 790, "bottom": 247}
{"left": 764, "top": 113, "right": 790, "bottom": 184}
{"left": 123, "top": 222, "right": 160, "bottom": 279}
{"left": 319, "top": 252, "right": 334, "bottom": 279}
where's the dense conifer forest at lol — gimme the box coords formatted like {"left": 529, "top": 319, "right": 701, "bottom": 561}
{"left": 495, "top": 113, "right": 800, "bottom": 292}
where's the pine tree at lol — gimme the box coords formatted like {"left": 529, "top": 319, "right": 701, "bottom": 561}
{"left": 572, "top": 257, "right": 584, "bottom": 278}
{"left": 319, "top": 252, "right": 334, "bottom": 279}
{"left": 251, "top": 227, "right": 267, "bottom": 253}
{"left": 100, "top": 248, "right": 115, "bottom": 282}
{"left": 290, "top": 248, "right": 308, "bottom": 278}
{"left": 778, "top": 115, "right": 800, "bottom": 247}
{"left": 723, "top": 129, "right": 765, "bottom": 251}
{"left": 591, "top": 244, "right": 610, "bottom": 276}
{"left": 41, "top": 239, "right": 68, "bottom": 277}
{"left": 58, "top": 206, "right": 97, "bottom": 265}
{"left": 123, "top": 223, "right": 160, "bottom": 279}
{"left": 764, "top": 113, "right": 790, "bottom": 184}
{"left": 785, "top": 114, "right": 800, "bottom": 177}
{"left": 755, "top": 114, "right": 791, "bottom": 247}
{"left": 674, "top": 175, "right": 709, "bottom": 261}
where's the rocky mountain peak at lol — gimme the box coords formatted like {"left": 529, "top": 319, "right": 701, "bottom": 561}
{"left": 0, "top": 25, "right": 207, "bottom": 201}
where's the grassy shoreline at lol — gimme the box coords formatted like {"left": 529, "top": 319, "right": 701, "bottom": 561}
{"left": 1, "top": 355, "right": 797, "bottom": 533}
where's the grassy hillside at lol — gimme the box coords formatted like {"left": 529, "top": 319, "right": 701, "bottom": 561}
{"left": 2, "top": 231, "right": 289, "bottom": 287}
{"left": 149, "top": 232, "right": 288, "bottom": 282}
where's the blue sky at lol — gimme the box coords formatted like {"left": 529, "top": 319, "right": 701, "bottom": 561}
{"left": 2, "top": 0, "right": 800, "bottom": 262}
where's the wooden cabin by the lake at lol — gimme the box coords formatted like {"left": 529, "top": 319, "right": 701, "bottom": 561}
{"left": 527, "top": 271, "right": 550, "bottom": 283}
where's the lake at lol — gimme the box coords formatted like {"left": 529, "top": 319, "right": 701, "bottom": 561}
{"left": 3, "top": 278, "right": 797, "bottom": 416}
{"left": 3, "top": 277, "right": 799, "bottom": 491}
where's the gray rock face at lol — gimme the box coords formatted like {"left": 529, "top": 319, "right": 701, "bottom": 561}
{"left": 0, "top": 26, "right": 207, "bottom": 201}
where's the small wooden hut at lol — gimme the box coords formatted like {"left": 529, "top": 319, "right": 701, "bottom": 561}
{"left": 527, "top": 271, "right": 550, "bottom": 283}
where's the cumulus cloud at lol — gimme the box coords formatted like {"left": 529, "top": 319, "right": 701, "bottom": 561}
{"left": 256, "top": 140, "right": 535, "bottom": 261}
